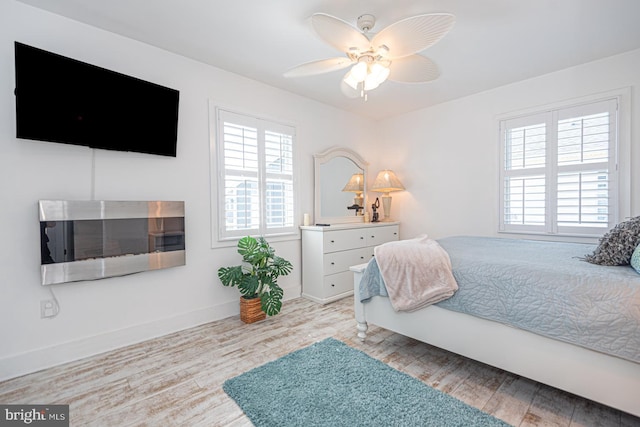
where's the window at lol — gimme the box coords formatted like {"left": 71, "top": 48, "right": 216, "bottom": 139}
{"left": 499, "top": 98, "right": 619, "bottom": 237}
{"left": 215, "top": 108, "right": 296, "bottom": 241}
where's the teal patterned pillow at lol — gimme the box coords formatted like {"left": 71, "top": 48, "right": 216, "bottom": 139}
{"left": 632, "top": 245, "right": 640, "bottom": 274}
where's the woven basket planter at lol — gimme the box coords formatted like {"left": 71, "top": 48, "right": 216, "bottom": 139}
{"left": 240, "top": 296, "right": 266, "bottom": 324}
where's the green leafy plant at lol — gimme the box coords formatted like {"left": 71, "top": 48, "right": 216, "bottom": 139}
{"left": 218, "top": 236, "right": 293, "bottom": 316}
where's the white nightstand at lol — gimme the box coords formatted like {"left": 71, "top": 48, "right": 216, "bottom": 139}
{"left": 301, "top": 222, "right": 399, "bottom": 304}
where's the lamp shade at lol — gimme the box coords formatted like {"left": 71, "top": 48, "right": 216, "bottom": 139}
{"left": 342, "top": 173, "right": 364, "bottom": 194}
{"left": 371, "top": 170, "right": 405, "bottom": 195}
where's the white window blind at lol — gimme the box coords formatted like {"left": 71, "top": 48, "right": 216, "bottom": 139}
{"left": 216, "top": 109, "right": 296, "bottom": 240}
{"left": 499, "top": 98, "right": 618, "bottom": 237}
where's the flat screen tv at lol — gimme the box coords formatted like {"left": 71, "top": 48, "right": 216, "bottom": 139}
{"left": 14, "top": 42, "right": 180, "bottom": 157}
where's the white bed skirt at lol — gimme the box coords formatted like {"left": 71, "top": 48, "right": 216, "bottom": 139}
{"left": 351, "top": 264, "right": 640, "bottom": 417}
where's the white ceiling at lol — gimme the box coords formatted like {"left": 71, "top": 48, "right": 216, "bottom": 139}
{"left": 16, "top": 0, "right": 640, "bottom": 120}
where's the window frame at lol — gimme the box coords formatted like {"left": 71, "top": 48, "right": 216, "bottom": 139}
{"left": 497, "top": 89, "right": 630, "bottom": 240}
{"left": 210, "top": 104, "right": 299, "bottom": 246}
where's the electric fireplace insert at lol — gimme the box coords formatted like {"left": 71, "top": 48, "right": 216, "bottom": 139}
{"left": 39, "top": 200, "right": 185, "bottom": 285}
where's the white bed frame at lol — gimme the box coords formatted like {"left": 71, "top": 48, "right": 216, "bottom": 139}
{"left": 351, "top": 264, "right": 640, "bottom": 417}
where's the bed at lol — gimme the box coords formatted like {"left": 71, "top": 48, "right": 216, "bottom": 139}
{"left": 351, "top": 236, "right": 640, "bottom": 417}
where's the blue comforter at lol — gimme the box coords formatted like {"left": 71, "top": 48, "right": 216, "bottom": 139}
{"left": 363, "top": 236, "right": 640, "bottom": 363}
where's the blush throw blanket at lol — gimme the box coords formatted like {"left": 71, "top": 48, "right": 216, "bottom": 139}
{"left": 373, "top": 235, "right": 458, "bottom": 312}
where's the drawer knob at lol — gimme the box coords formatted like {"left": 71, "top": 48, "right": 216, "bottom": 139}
{"left": 360, "top": 256, "right": 364, "bottom": 259}
{"left": 330, "top": 240, "right": 335, "bottom": 243}
{"left": 371, "top": 235, "right": 375, "bottom": 238}
{"left": 360, "top": 236, "right": 364, "bottom": 240}
{"left": 331, "top": 283, "right": 335, "bottom": 287}
{"left": 331, "top": 262, "right": 335, "bottom": 265}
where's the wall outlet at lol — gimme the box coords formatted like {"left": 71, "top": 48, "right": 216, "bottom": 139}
{"left": 40, "top": 300, "right": 56, "bottom": 318}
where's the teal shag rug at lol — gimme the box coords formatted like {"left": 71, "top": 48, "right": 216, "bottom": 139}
{"left": 223, "top": 338, "right": 511, "bottom": 426}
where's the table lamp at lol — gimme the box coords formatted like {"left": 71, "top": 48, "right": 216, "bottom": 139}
{"left": 371, "top": 170, "right": 405, "bottom": 220}
{"left": 342, "top": 173, "right": 365, "bottom": 208}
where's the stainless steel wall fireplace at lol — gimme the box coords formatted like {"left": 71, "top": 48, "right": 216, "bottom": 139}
{"left": 39, "top": 200, "right": 185, "bottom": 285}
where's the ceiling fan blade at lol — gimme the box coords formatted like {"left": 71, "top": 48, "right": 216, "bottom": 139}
{"left": 387, "top": 55, "right": 440, "bottom": 83}
{"left": 372, "top": 13, "right": 455, "bottom": 59}
{"left": 311, "top": 13, "right": 371, "bottom": 54}
{"left": 284, "top": 57, "right": 353, "bottom": 77}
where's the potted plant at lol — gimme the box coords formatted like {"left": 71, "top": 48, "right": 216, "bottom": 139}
{"left": 218, "top": 236, "right": 293, "bottom": 323}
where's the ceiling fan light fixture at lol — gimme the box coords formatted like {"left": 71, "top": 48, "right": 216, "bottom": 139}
{"left": 363, "top": 63, "right": 390, "bottom": 91}
{"left": 343, "top": 71, "right": 359, "bottom": 90}
{"left": 370, "top": 63, "right": 390, "bottom": 83}
{"left": 343, "top": 60, "right": 391, "bottom": 93}
{"left": 364, "top": 74, "right": 380, "bottom": 91}
{"left": 351, "top": 61, "right": 368, "bottom": 82}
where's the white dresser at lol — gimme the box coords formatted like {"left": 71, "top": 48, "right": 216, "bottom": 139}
{"left": 301, "top": 222, "right": 399, "bottom": 304}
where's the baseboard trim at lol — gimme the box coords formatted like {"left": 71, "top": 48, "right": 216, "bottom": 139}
{"left": 0, "top": 285, "right": 302, "bottom": 382}
{"left": 0, "top": 302, "right": 235, "bottom": 382}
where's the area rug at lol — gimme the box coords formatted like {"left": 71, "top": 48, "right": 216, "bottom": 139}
{"left": 223, "top": 337, "right": 511, "bottom": 426}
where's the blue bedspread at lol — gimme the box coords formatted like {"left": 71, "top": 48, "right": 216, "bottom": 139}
{"left": 363, "top": 236, "right": 640, "bottom": 363}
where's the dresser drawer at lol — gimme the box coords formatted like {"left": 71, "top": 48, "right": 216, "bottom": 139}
{"left": 323, "top": 271, "right": 354, "bottom": 297}
{"left": 323, "top": 229, "right": 366, "bottom": 253}
{"left": 366, "top": 225, "right": 399, "bottom": 247}
{"left": 324, "top": 247, "right": 371, "bottom": 275}
{"left": 301, "top": 222, "right": 399, "bottom": 304}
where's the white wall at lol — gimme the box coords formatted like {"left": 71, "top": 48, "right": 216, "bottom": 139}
{"left": 376, "top": 49, "right": 639, "bottom": 241}
{"left": 0, "top": 1, "right": 376, "bottom": 380}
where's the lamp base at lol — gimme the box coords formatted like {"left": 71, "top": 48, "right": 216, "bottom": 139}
{"left": 381, "top": 195, "right": 392, "bottom": 219}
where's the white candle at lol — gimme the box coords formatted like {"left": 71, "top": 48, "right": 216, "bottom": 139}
{"left": 303, "top": 213, "right": 310, "bottom": 226}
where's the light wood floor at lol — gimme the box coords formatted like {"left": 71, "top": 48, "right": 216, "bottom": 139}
{"left": 1, "top": 297, "right": 638, "bottom": 426}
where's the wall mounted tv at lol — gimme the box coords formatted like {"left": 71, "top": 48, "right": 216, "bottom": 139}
{"left": 14, "top": 42, "right": 180, "bottom": 157}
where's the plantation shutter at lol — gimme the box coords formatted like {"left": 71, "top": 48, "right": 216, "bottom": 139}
{"left": 217, "top": 109, "right": 296, "bottom": 240}
{"left": 221, "top": 117, "right": 260, "bottom": 236}
{"left": 555, "top": 100, "right": 617, "bottom": 234}
{"left": 264, "top": 127, "right": 295, "bottom": 232}
{"left": 499, "top": 98, "right": 618, "bottom": 236}
{"left": 500, "top": 113, "right": 549, "bottom": 233}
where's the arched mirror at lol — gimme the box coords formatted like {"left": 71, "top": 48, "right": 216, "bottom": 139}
{"left": 314, "top": 147, "right": 368, "bottom": 224}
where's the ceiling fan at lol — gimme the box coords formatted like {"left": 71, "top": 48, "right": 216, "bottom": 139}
{"left": 284, "top": 12, "right": 455, "bottom": 100}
